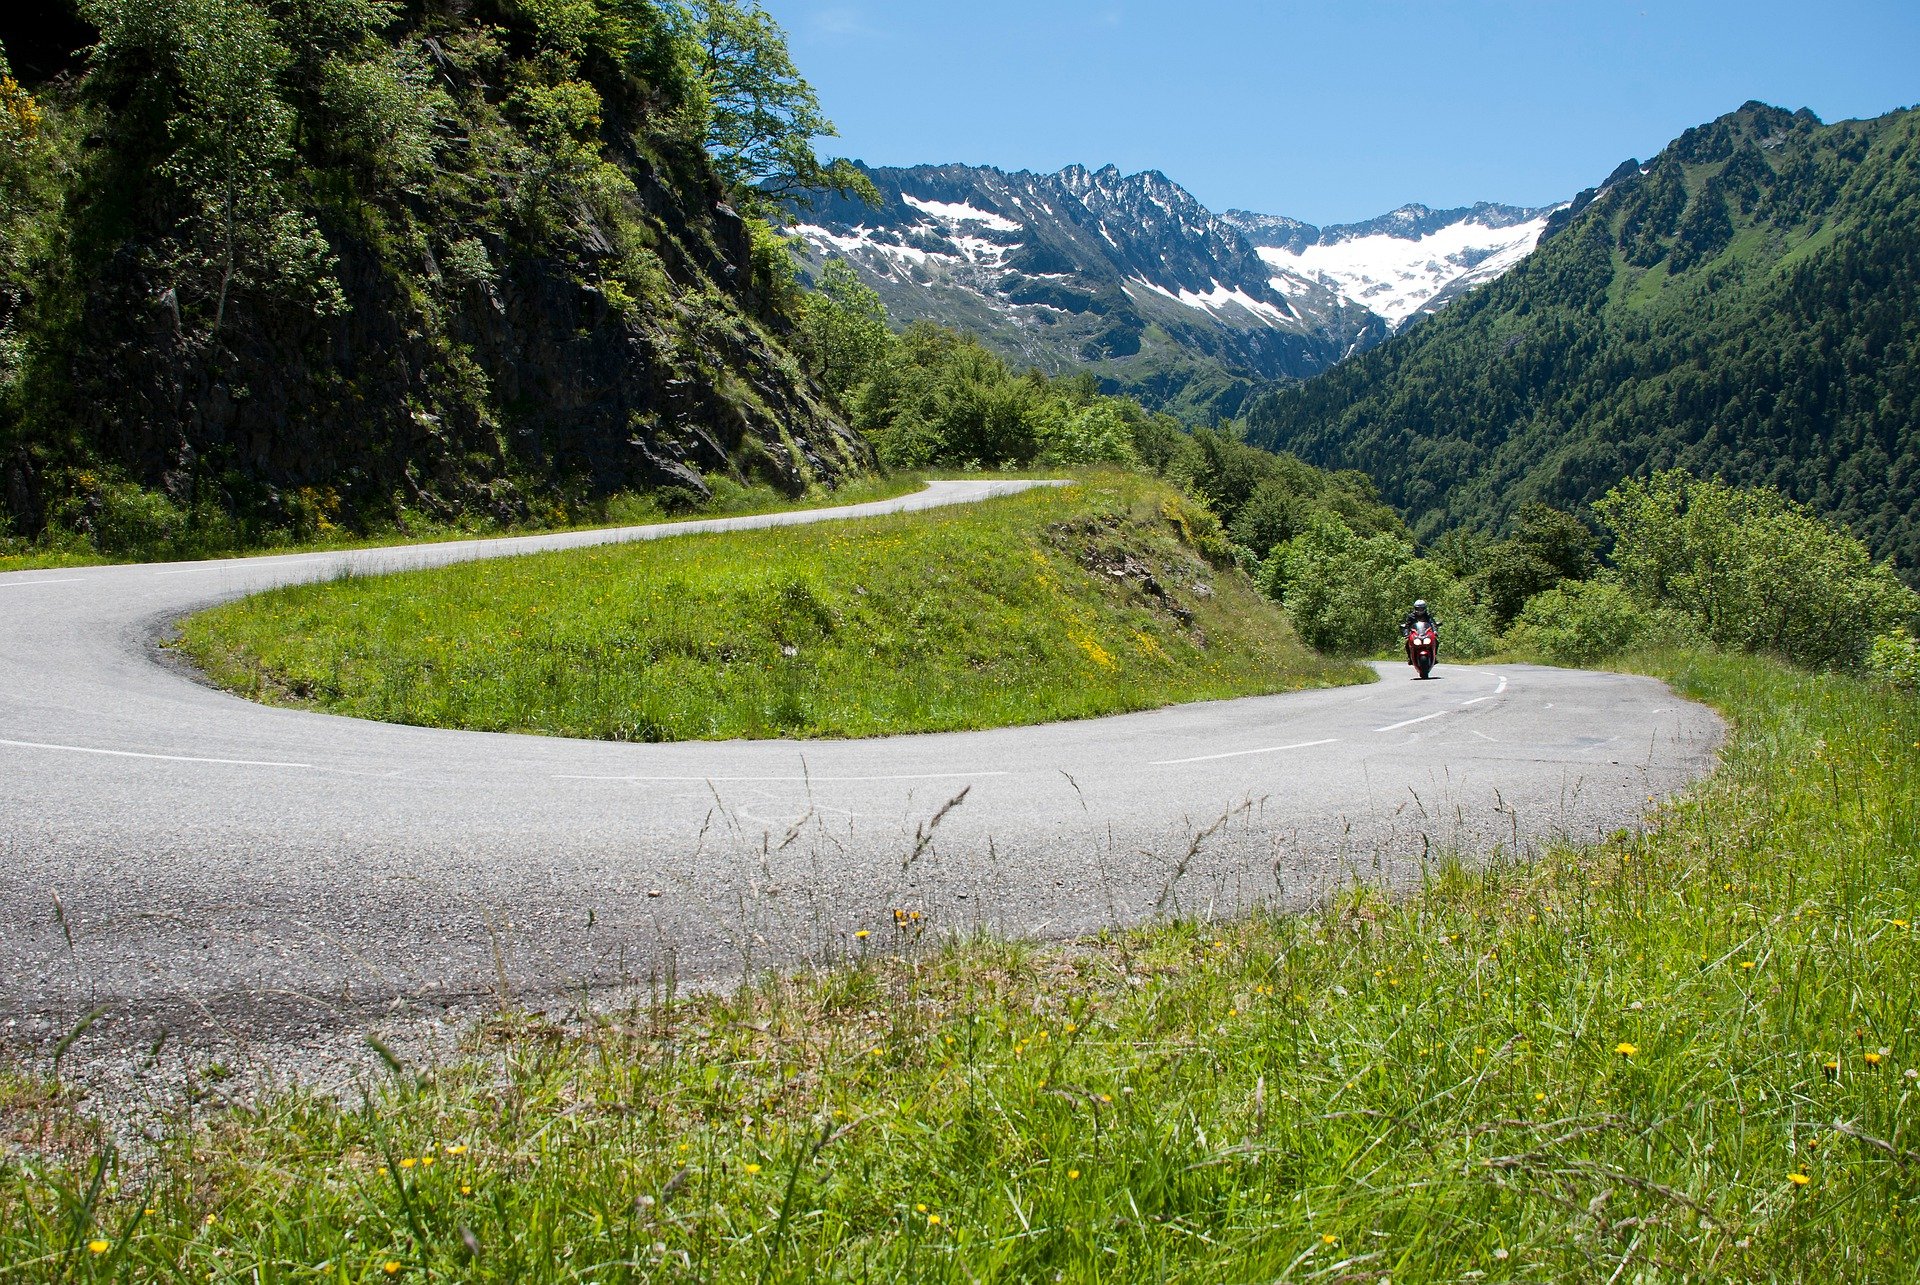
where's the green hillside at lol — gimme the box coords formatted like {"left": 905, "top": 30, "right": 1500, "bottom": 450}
{"left": 1242, "top": 102, "right": 1920, "bottom": 570}
{"left": 0, "top": 0, "right": 873, "bottom": 554}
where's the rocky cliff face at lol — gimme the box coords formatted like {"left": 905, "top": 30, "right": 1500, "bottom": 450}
{"left": 2, "top": 3, "right": 866, "bottom": 543}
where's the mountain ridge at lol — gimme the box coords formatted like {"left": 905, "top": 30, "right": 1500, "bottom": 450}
{"left": 788, "top": 162, "right": 1555, "bottom": 421}
{"left": 1242, "top": 100, "right": 1920, "bottom": 570}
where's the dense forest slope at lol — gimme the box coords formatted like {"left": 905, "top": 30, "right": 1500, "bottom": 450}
{"left": 1242, "top": 102, "right": 1920, "bottom": 569}
{"left": 0, "top": 0, "right": 867, "bottom": 549}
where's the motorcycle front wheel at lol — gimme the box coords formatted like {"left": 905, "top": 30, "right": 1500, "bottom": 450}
{"left": 1415, "top": 655, "right": 1434, "bottom": 679}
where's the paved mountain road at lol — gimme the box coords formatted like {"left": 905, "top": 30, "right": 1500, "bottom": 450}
{"left": 0, "top": 481, "right": 1723, "bottom": 1062}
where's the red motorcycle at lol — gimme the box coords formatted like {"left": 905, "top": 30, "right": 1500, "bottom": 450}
{"left": 1405, "top": 620, "right": 1438, "bottom": 679}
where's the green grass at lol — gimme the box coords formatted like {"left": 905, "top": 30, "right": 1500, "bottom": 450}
{"left": 0, "top": 474, "right": 929, "bottom": 575}
{"left": 6, "top": 651, "right": 1918, "bottom": 1279}
{"left": 176, "top": 471, "right": 1359, "bottom": 741}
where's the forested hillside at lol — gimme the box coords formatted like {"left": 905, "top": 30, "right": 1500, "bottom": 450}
{"left": 1242, "top": 102, "right": 1920, "bottom": 570}
{"left": 0, "top": 0, "right": 874, "bottom": 553}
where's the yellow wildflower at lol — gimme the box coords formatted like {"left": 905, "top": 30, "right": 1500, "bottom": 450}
{"left": 1615, "top": 1042, "right": 1638, "bottom": 1057}
{"left": 743, "top": 1163, "right": 762, "bottom": 1175}
{"left": 1789, "top": 1172, "right": 1811, "bottom": 1186}
{"left": 87, "top": 1240, "right": 110, "bottom": 1255}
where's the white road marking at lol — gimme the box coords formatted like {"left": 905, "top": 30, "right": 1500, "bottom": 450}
{"left": 1375, "top": 710, "right": 1449, "bottom": 734}
{"left": 1459, "top": 668, "right": 1505, "bottom": 706}
{"left": 554, "top": 771, "right": 1009, "bottom": 784}
{"left": 1470, "top": 730, "right": 1500, "bottom": 742}
{"left": 0, "top": 577, "right": 85, "bottom": 588}
{"left": 0, "top": 737, "right": 311, "bottom": 768}
{"left": 1150, "top": 737, "right": 1337, "bottom": 766}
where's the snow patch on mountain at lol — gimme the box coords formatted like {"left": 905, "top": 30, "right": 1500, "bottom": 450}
{"left": 1246, "top": 207, "right": 1562, "bottom": 328}
{"left": 1126, "top": 278, "right": 1296, "bottom": 327}
{"left": 901, "top": 193, "right": 1022, "bottom": 232}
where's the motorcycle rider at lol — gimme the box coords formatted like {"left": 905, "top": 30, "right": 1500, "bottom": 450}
{"left": 1401, "top": 599, "right": 1438, "bottom": 662}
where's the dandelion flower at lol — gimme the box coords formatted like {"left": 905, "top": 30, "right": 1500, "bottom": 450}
{"left": 916, "top": 1203, "right": 927, "bottom": 1213}
{"left": 1321, "top": 1233, "right": 1338, "bottom": 1245}
{"left": 399, "top": 1158, "right": 418, "bottom": 1169}
{"left": 743, "top": 1163, "right": 762, "bottom": 1175}
{"left": 445, "top": 1144, "right": 467, "bottom": 1155}
{"left": 1739, "top": 961, "right": 1757, "bottom": 970}
{"left": 1068, "top": 1169, "right": 1081, "bottom": 1180}
{"left": 87, "top": 1240, "right": 110, "bottom": 1255}
{"left": 855, "top": 930, "right": 870, "bottom": 939}
{"left": 1534, "top": 1092, "right": 1546, "bottom": 1102}
{"left": 927, "top": 1213, "right": 942, "bottom": 1226}
{"left": 460, "top": 1185, "right": 472, "bottom": 1196}
{"left": 384, "top": 1263, "right": 403, "bottom": 1276}
{"left": 1865, "top": 1051, "right": 1885, "bottom": 1066}
{"left": 1615, "top": 1042, "right": 1638, "bottom": 1057}
{"left": 1789, "top": 1172, "right": 1811, "bottom": 1186}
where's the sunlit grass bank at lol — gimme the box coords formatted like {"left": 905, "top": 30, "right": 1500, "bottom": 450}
{"left": 177, "top": 472, "right": 1358, "bottom": 740}
{"left": 4, "top": 653, "right": 1917, "bottom": 1278}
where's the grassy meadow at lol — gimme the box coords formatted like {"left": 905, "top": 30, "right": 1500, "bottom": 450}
{"left": 176, "top": 472, "right": 1360, "bottom": 741}
{"left": 4, "top": 651, "right": 1918, "bottom": 1279}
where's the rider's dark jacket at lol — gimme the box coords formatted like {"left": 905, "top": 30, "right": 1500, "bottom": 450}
{"left": 1401, "top": 608, "right": 1437, "bottom": 633}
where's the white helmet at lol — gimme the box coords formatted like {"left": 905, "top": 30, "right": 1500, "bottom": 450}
{"left": 1413, "top": 599, "right": 1427, "bottom": 613}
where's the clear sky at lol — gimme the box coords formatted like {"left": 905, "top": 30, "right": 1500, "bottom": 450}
{"left": 761, "top": 0, "right": 1920, "bottom": 226}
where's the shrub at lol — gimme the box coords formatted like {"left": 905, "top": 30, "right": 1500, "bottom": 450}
{"left": 1506, "top": 578, "right": 1649, "bottom": 666}
{"left": 1261, "top": 514, "right": 1425, "bottom": 654}
{"left": 1597, "top": 470, "right": 1919, "bottom": 669}
{"left": 1867, "top": 632, "right": 1920, "bottom": 689}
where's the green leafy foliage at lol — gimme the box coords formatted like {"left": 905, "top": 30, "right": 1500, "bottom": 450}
{"left": 678, "top": 0, "right": 874, "bottom": 213}
{"left": 1243, "top": 102, "right": 1920, "bottom": 572}
{"left": 1, "top": 0, "right": 873, "bottom": 555}
{"left": 1867, "top": 632, "right": 1920, "bottom": 689}
{"left": 1504, "top": 578, "right": 1661, "bottom": 667}
{"left": 1597, "top": 470, "right": 1917, "bottom": 669}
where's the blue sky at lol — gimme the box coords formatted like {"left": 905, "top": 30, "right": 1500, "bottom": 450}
{"left": 762, "top": 0, "right": 1920, "bottom": 225}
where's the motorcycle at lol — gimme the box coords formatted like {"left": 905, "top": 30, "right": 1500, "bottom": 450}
{"left": 1405, "top": 620, "right": 1438, "bottom": 680}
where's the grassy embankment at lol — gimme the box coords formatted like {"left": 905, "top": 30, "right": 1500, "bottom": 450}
{"left": 4, "top": 653, "right": 1917, "bottom": 1278}
{"left": 176, "top": 472, "right": 1359, "bottom": 741}
{"left": 0, "top": 476, "right": 930, "bottom": 575}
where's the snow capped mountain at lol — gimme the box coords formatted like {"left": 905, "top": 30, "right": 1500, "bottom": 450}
{"left": 789, "top": 167, "right": 1560, "bottom": 417}
{"left": 1222, "top": 203, "right": 1565, "bottom": 330}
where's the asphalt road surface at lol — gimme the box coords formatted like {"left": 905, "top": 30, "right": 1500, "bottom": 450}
{"left": 0, "top": 480, "right": 1724, "bottom": 1068}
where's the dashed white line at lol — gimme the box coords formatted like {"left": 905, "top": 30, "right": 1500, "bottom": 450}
{"left": 554, "top": 771, "right": 1009, "bottom": 784}
{"left": 0, "top": 577, "right": 85, "bottom": 588}
{"left": 1151, "top": 738, "right": 1338, "bottom": 766}
{"left": 0, "top": 737, "right": 311, "bottom": 768}
{"left": 1374, "top": 710, "right": 1449, "bottom": 734}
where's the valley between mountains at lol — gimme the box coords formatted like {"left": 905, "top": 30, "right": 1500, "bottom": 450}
{"left": 787, "top": 162, "right": 1559, "bottom": 420}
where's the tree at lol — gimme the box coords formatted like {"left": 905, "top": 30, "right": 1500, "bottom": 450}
{"left": 799, "top": 258, "right": 892, "bottom": 399}
{"left": 1596, "top": 470, "right": 1918, "bottom": 668}
{"left": 83, "top": 0, "right": 343, "bottom": 341}
{"left": 675, "top": 0, "right": 874, "bottom": 212}
{"left": 1478, "top": 502, "right": 1598, "bottom": 627}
